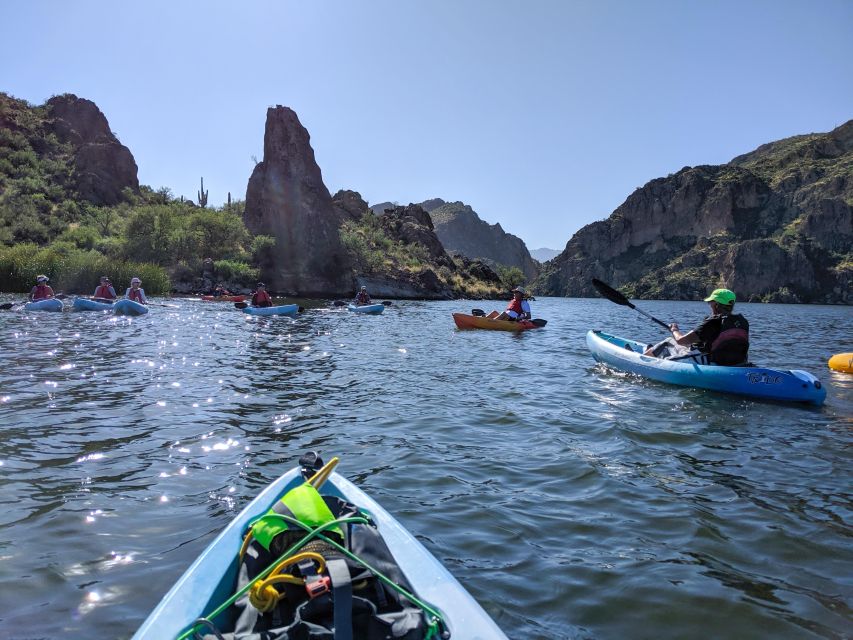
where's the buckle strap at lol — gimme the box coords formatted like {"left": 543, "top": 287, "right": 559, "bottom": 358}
{"left": 327, "top": 558, "right": 352, "bottom": 640}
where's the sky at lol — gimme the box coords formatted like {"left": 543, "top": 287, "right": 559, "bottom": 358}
{"left": 3, "top": 1, "right": 852, "bottom": 250}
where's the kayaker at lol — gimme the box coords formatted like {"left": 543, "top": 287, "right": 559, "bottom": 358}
{"left": 354, "top": 285, "right": 372, "bottom": 306}
{"left": 93, "top": 276, "right": 116, "bottom": 300}
{"left": 496, "top": 286, "right": 531, "bottom": 321}
{"left": 643, "top": 288, "right": 750, "bottom": 365}
{"left": 212, "top": 283, "right": 231, "bottom": 298}
{"left": 251, "top": 282, "right": 272, "bottom": 307}
{"left": 125, "top": 277, "right": 148, "bottom": 304}
{"left": 29, "top": 275, "right": 55, "bottom": 301}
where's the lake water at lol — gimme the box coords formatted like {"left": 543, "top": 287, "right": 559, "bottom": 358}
{"left": 0, "top": 296, "right": 850, "bottom": 639}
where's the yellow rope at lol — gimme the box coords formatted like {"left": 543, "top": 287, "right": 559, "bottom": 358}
{"left": 248, "top": 551, "right": 327, "bottom": 613}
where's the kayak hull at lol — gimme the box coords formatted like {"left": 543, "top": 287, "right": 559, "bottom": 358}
{"left": 23, "top": 298, "right": 63, "bottom": 312}
{"left": 201, "top": 295, "right": 246, "bottom": 302}
{"left": 242, "top": 304, "right": 299, "bottom": 316}
{"left": 586, "top": 330, "right": 826, "bottom": 405}
{"left": 828, "top": 352, "right": 853, "bottom": 374}
{"left": 132, "top": 466, "right": 507, "bottom": 640}
{"left": 453, "top": 312, "right": 540, "bottom": 332}
{"left": 347, "top": 303, "right": 384, "bottom": 314}
{"left": 114, "top": 299, "right": 149, "bottom": 316}
{"left": 72, "top": 297, "right": 114, "bottom": 312}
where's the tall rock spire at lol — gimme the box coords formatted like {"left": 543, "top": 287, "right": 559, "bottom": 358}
{"left": 244, "top": 106, "right": 351, "bottom": 294}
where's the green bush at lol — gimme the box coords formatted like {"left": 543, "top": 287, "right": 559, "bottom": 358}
{"left": 213, "top": 259, "right": 258, "bottom": 285}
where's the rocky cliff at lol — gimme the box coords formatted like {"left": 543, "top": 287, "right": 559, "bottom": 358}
{"left": 534, "top": 120, "right": 853, "bottom": 304}
{"left": 244, "top": 106, "right": 352, "bottom": 295}
{"left": 418, "top": 199, "right": 539, "bottom": 282}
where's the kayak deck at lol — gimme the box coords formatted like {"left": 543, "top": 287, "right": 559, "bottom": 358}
{"left": 242, "top": 303, "right": 299, "bottom": 316}
{"left": 347, "top": 303, "right": 384, "bottom": 314}
{"left": 133, "top": 464, "right": 507, "bottom": 639}
{"left": 586, "top": 330, "right": 826, "bottom": 404}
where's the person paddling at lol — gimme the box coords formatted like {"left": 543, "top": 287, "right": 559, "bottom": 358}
{"left": 93, "top": 276, "right": 116, "bottom": 300}
{"left": 251, "top": 282, "right": 272, "bottom": 308}
{"left": 354, "top": 285, "right": 372, "bottom": 306}
{"left": 29, "top": 275, "right": 55, "bottom": 301}
{"left": 212, "top": 283, "right": 231, "bottom": 298}
{"left": 496, "top": 287, "right": 531, "bottom": 321}
{"left": 643, "top": 288, "right": 749, "bottom": 365}
{"left": 125, "top": 277, "right": 148, "bottom": 304}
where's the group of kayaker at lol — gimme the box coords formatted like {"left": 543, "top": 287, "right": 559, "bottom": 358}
{"left": 28, "top": 274, "right": 148, "bottom": 305}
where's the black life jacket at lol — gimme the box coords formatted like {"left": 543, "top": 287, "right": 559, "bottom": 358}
{"left": 709, "top": 313, "right": 749, "bottom": 366}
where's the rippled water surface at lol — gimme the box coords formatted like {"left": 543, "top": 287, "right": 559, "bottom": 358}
{"left": 0, "top": 297, "right": 850, "bottom": 639}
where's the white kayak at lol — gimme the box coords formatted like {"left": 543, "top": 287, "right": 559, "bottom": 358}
{"left": 23, "top": 298, "right": 63, "bottom": 312}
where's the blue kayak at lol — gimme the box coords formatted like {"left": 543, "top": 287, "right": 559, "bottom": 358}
{"left": 23, "top": 298, "right": 63, "bottom": 312}
{"left": 133, "top": 459, "right": 507, "bottom": 640}
{"left": 347, "top": 303, "right": 384, "bottom": 314}
{"left": 113, "top": 299, "right": 149, "bottom": 316}
{"left": 242, "top": 304, "right": 299, "bottom": 316}
{"left": 72, "top": 297, "right": 114, "bottom": 312}
{"left": 587, "top": 330, "right": 826, "bottom": 405}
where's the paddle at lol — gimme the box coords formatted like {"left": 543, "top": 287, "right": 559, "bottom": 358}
{"left": 0, "top": 301, "right": 21, "bottom": 310}
{"left": 471, "top": 308, "right": 486, "bottom": 317}
{"left": 382, "top": 300, "right": 392, "bottom": 306}
{"left": 531, "top": 319, "right": 548, "bottom": 327}
{"left": 591, "top": 278, "right": 671, "bottom": 332}
{"left": 333, "top": 300, "right": 346, "bottom": 307}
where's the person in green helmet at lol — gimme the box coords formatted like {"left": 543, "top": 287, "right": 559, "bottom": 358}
{"left": 643, "top": 288, "right": 750, "bottom": 366}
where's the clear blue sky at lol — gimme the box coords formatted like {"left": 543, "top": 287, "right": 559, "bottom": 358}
{"left": 3, "top": 1, "right": 852, "bottom": 249}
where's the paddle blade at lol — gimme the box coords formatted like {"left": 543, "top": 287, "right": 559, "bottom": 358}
{"left": 531, "top": 318, "right": 548, "bottom": 327}
{"left": 333, "top": 300, "right": 346, "bottom": 306}
{"left": 0, "top": 303, "right": 14, "bottom": 310}
{"left": 591, "top": 278, "right": 634, "bottom": 308}
{"left": 234, "top": 301, "right": 248, "bottom": 309}
{"left": 382, "top": 300, "right": 392, "bottom": 306}
{"left": 471, "top": 308, "right": 486, "bottom": 317}
{"left": 298, "top": 306, "right": 305, "bottom": 313}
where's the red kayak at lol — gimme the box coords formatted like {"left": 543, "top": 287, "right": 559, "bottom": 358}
{"left": 452, "top": 313, "right": 544, "bottom": 332}
{"left": 201, "top": 295, "right": 246, "bottom": 302}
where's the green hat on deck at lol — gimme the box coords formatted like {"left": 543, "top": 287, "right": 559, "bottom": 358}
{"left": 704, "top": 288, "right": 736, "bottom": 305}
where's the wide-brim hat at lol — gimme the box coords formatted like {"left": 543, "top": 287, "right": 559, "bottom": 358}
{"left": 36, "top": 274, "right": 49, "bottom": 282}
{"left": 511, "top": 286, "right": 526, "bottom": 294}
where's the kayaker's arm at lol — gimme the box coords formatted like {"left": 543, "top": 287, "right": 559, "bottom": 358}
{"left": 669, "top": 323, "right": 698, "bottom": 346}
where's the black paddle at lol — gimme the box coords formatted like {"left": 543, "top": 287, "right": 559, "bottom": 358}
{"left": 471, "top": 308, "right": 486, "bottom": 317}
{"left": 591, "top": 278, "right": 671, "bottom": 332}
{"left": 333, "top": 300, "right": 346, "bottom": 307}
{"left": 382, "top": 300, "right": 392, "bottom": 306}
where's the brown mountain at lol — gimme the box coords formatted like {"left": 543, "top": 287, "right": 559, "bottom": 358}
{"left": 418, "top": 199, "right": 539, "bottom": 282}
{"left": 534, "top": 120, "right": 853, "bottom": 304}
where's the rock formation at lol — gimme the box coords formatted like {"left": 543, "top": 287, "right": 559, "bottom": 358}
{"left": 418, "top": 199, "right": 539, "bottom": 282}
{"left": 332, "top": 189, "right": 368, "bottom": 220}
{"left": 45, "top": 94, "right": 139, "bottom": 205}
{"left": 244, "top": 106, "right": 352, "bottom": 295}
{"left": 534, "top": 120, "right": 853, "bottom": 304}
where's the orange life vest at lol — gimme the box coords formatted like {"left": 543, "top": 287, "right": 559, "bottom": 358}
{"left": 94, "top": 285, "right": 114, "bottom": 299}
{"left": 32, "top": 284, "right": 52, "bottom": 300}
{"left": 128, "top": 288, "right": 144, "bottom": 303}
{"left": 253, "top": 290, "right": 272, "bottom": 306}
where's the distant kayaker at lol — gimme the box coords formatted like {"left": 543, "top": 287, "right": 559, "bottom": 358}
{"left": 93, "top": 276, "right": 116, "bottom": 300}
{"left": 212, "top": 283, "right": 231, "bottom": 298}
{"left": 643, "top": 288, "right": 750, "bottom": 366}
{"left": 251, "top": 282, "right": 272, "bottom": 307}
{"left": 354, "top": 285, "right": 372, "bottom": 306}
{"left": 496, "top": 287, "right": 531, "bottom": 321}
{"left": 29, "top": 275, "right": 55, "bottom": 301}
{"left": 125, "top": 277, "right": 148, "bottom": 304}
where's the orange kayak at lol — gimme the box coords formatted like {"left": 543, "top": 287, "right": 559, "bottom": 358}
{"left": 452, "top": 313, "right": 543, "bottom": 332}
{"left": 201, "top": 295, "right": 246, "bottom": 302}
{"left": 828, "top": 353, "right": 853, "bottom": 373}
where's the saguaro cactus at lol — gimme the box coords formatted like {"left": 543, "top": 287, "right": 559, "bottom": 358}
{"left": 198, "top": 177, "right": 208, "bottom": 208}
{"left": 227, "top": 191, "right": 232, "bottom": 209}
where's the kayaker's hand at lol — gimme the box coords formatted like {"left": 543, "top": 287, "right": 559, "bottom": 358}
{"left": 669, "top": 323, "right": 679, "bottom": 333}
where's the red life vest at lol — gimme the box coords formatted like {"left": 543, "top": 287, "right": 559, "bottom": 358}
{"left": 32, "top": 284, "right": 52, "bottom": 300}
{"left": 128, "top": 288, "right": 144, "bottom": 303}
{"left": 253, "top": 290, "right": 272, "bottom": 307}
{"left": 356, "top": 291, "right": 371, "bottom": 304}
{"left": 94, "top": 285, "right": 114, "bottom": 299}
{"left": 506, "top": 297, "right": 524, "bottom": 315}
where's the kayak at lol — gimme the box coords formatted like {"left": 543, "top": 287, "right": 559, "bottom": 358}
{"left": 242, "top": 304, "right": 299, "bottom": 316}
{"left": 132, "top": 456, "right": 508, "bottom": 640}
{"left": 72, "top": 297, "right": 114, "bottom": 311}
{"left": 586, "top": 330, "right": 826, "bottom": 405}
{"left": 202, "top": 295, "right": 246, "bottom": 302}
{"left": 347, "top": 303, "right": 384, "bottom": 314}
{"left": 828, "top": 353, "right": 853, "bottom": 374}
{"left": 452, "top": 312, "right": 542, "bottom": 332}
{"left": 113, "top": 299, "right": 149, "bottom": 316}
{"left": 23, "top": 298, "right": 63, "bottom": 312}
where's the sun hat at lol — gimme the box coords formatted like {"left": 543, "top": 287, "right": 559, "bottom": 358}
{"left": 704, "top": 288, "right": 736, "bottom": 306}
{"left": 257, "top": 282, "right": 266, "bottom": 287}
{"left": 511, "top": 286, "right": 526, "bottom": 294}
{"left": 36, "top": 274, "right": 49, "bottom": 282}
{"left": 131, "top": 277, "right": 141, "bottom": 284}
{"left": 361, "top": 285, "right": 367, "bottom": 290}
